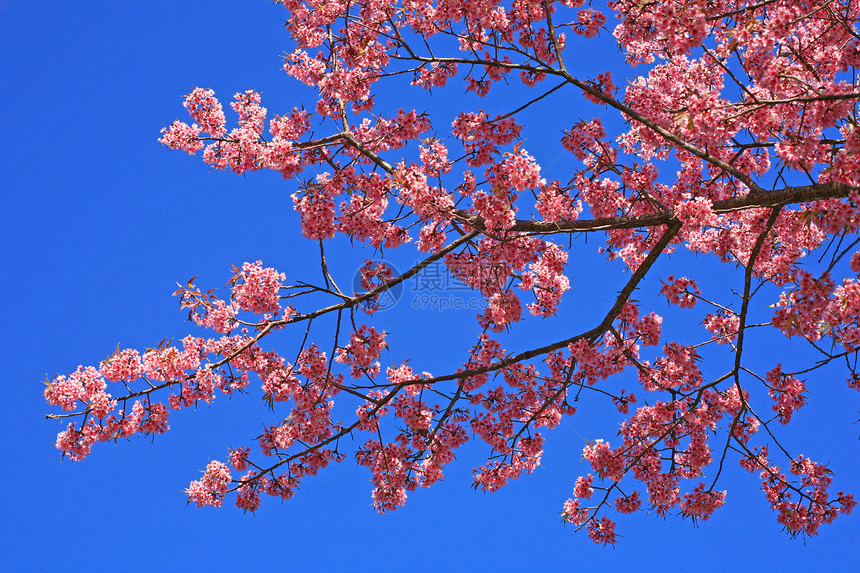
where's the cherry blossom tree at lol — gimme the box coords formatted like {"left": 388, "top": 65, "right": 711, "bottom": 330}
{"left": 45, "top": 0, "right": 860, "bottom": 544}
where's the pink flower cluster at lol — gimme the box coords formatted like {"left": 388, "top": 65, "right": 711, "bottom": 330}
{"left": 472, "top": 434, "right": 545, "bottom": 492}
{"left": 479, "top": 291, "right": 523, "bottom": 332}
{"left": 771, "top": 270, "right": 860, "bottom": 352}
{"left": 660, "top": 275, "right": 699, "bottom": 308}
{"left": 45, "top": 365, "right": 112, "bottom": 414}
{"left": 231, "top": 260, "right": 285, "bottom": 315}
{"left": 336, "top": 326, "right": 388, "bottom": 379}
{"left": 741, "top": 447, "right": 856, "bottom": 536}
{"left": 680, "top": 484, "right": 726, "bottom": 522}
{"left": 412, "top": 62, "right": 459, "bottom": 88}
{"left": 703, "top": 312, "right": 740, "bottom": 345}
{"left": 573, "top": 8, "right": 606, "bottom": 39}
{"left": 766, "top": 365, "right": 807, "bottom": 424}
{"left": 520, "top": 243, "right": 570, "bottom": 317}
{"left": 419, "top": 140, "right": 452, "bottom": 177}
{"left": 676, "top": 197, "right": 717, "bottom": 228}
{"left": 535, "top": 181, "right": 582, "bottom": 222}
{"left": 161, "top": 89, "right": 311, "bottom": 179}
{"left": 159, "top": 121, "right": 202, "bottom": 155}
{"left": 292, "top": 175, "right": 338, "bottom": 240}
{"left": 192, "top": 299, "right": 239, "bottom": 334}
{"left": 395, "top": 162, "right": 454, "bottom": 223}
{"left": 186, "top": 461, "right": 232, "bottom": 508}
{"left": 485, "top": 147, "right": 544, "bottom": 192}
{"left": 451, "top": 111, "right": 522, "bottom": 166}
{"left": 183, "top": 87, "right": 226, "bottom": 137}
{"left": 561, "top": 118, "right": 606, "bottom": 161}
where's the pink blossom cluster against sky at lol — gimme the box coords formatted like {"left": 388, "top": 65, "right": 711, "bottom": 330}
{"left": 2, "top": 0, "right": 858, "bottom": 570}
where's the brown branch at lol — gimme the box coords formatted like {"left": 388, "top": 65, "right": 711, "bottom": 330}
{"left": 452, "top": 182, "right": 852, "bottom": 235}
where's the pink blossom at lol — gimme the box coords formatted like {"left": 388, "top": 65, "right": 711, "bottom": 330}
{"left": 573, "top": 474, "right": 594, "bottom": 499}
{"left": 417, "top": 224, "right": 447, "bottom": 253}
{"left": 479, "top": 291, "right": 523, "bottom": 332}
{"left": 99, "top": 348, "right": 143, "bottom": 382}
{"left": 703, "top": 313, "right": 740, "bottom": 344}
{"left": 676, "top": 197, "right": 717, "bottom": 228}
{"left": 159, "top": 120, "right": 203, "bottom": 154}
{"left": 412, "top": 62, "right": 458, "bottom": 88}
{"left": 582, "top": 440, "right": 625, "bottom": 482}
{"left": 573, "top": 9, "right": 606, "bottom": 39}
{"left": 235, "top": 475, "right": 262, "bottom": 512}
{"left": 186, "top": 460, "right": 232, "bottom": 508}
{"left": 766, "top": 365, "right": 807, "bottom": 424}
{"left": 851, "top": 251, "right": 860, "bottom": 273}
{"left": 292, "top": 175, "right": 338, "bottom": 240}
{"left": 229, "top": 447, "right": 250, "bottom": 471}
{"left": 356, "top": 260, "right": 394, "bottom": 314}
{"left": 536, "top": 181, "right": 582, "bottom": 221}
{"left": 183, "top": 88, "right": 226, "bottom": 137}
{"left": 451, "top": 111, "right": 522, "bottom": 167}
{"left": 681, "top": 484, "right": 726, "bottom": 521}
{"left": 587, "top": 516, "right": 617, "bottom": 545}
{"left": 615, "top": 491, "right": 642, "bottom": 514}
{"left": 231, "top": 261, "right": 285, "bottom": 315}
{"left": 269, "top": 107, "right": 310, "bottom": 140}
{"left": 336, "top": 326, "right": 388, "bottom": 379}
{"left": 520, "top": 243, "right": 570, "bottom": 316}
{"left": 562, "top": 498, "right": 589, "bottom": 525}
{"left": 419, "top": 140, "right": 452, "bottom": 176}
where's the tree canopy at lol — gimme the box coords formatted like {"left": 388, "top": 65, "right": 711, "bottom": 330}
{"left": 46, "top": 0, "right": 860, "bottom": 544}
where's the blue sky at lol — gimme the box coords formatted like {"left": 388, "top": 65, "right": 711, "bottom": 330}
{"left": 2, "top": 1, "right": 858, "bottom": 571}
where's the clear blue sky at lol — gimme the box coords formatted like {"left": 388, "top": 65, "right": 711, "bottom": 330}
{"left": 2, "top": 1, "right": 857, "bottom": 571}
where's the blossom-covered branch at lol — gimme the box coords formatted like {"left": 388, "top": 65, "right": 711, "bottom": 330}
{"left": 46, "top": 0, "right": 860, "bottom": 543}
